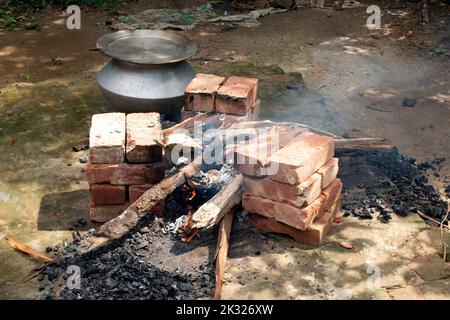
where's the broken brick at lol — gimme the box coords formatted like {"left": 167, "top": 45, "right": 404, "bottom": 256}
{"left": 87, "top": 162, "right": 165, "bottom": 185}
{"left": 317, "top": 157, "right": 339, "bottom": 189}
{"left": 90, "top": 202, "right": 129, "bottom": 223}
{"left": 90, "top": 184, "right": 126, "bottom": 205}
{"left": 216, "top": 76, "right": 258, "bottom": 115}
{"left": 184, "top": 73, "right": 225, "bottom": 112}
{"left": 243, "top": 193, "right": 327, "bottom": 230}
{"left": 267, "top": 132, "right": 334, "bottom": 185}
{"left": 126, "top": 113, "right": 163, "bottom": 163}
{"left": 89, "top": 113, "right": 126, "bottom": 164}
{"left": 129, "top": 184, "right": 165, "bottom": 217}
{"left": 250, "top": 197, "right": 341, "bottom": 246}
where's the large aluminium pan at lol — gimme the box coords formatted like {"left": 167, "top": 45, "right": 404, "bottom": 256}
{"left": 96, "top": 30, "right": 197, "bottom": 115}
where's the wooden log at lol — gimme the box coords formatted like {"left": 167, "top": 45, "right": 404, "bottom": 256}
{"left": 334, "top": 138, "right": 391, "bottom": 152}
{"left": 190, "top": 173, "right": 243, "bottom": 230}
{"left": 225, "top": 120, "right": 337, "bottom": 137}
{"left": 214, "top": 210, "right": 234, "bottom": 300}
{"left": 225, "top": 121, "right": 391, "bottom": 151}
{"left": 78, "top": 157, "right": 202, "bottom": 254}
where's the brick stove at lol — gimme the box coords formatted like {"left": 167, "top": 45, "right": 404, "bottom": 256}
{"left": 86, "top": 73, "right": 342, "bottom": 247}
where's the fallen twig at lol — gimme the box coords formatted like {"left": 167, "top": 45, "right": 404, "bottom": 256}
{"left": 23, "top": 263, "right": 50, "bottom": 283}
{"left": 416, "top": 210, "right": 450, "bottom": 231}
{"left": 440, "top": 205, "right": 450, "bottom": 261}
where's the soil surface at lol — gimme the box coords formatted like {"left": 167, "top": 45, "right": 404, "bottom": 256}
{"left": 0, "top": 0, "right": 449, "bottom": 299}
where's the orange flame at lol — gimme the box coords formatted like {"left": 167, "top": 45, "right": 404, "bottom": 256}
{"left": 188, "top": 191, "right": 196, "bottom": 201}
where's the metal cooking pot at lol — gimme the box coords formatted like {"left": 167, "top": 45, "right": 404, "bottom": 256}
{"left": 96, "top": 30, "right": 197, "bottom": 115}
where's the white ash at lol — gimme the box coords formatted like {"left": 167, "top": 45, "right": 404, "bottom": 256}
{"left": 160, "top": 215, "right": 186, "bottom": 234}
{"left": 197, "top": 164, "right": 236, "bottom": 187}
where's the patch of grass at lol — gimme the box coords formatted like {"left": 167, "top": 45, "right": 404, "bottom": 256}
{"left": 0, "top": 0, "right": 120, "bottom": 31}
{"left": 435, "top": 46, "right": 446, "bottom": 55}
{"left": 24, "top": 16, "right": 40, "bottom": 30}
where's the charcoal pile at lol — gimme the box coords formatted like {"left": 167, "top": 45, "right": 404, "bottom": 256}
{"left": 38, "top": 168, "right": 240, "bottom": 300}
{"left": 339, "top": 148, "right": 448, "bottom": 224}
{"left": 40, "top": 214, "right": 216, "bottom": 299}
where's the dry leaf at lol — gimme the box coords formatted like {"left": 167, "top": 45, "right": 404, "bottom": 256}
{"left": 340, "top": 241, "right": 354, "bottom": 250}
{"left": 4, "top": 236, "right": 54, "bottom": 263}
{"left": 334, "top": 216, "right": 343, "bottom": 224}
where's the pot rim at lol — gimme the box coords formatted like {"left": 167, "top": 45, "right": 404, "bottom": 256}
{"left": 96, "top": 30, "right": 197, "bottom": 65}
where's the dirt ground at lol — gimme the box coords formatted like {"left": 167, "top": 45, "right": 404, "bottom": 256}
{"left": 0, "top": 0, "right": 449, "bottom": 299}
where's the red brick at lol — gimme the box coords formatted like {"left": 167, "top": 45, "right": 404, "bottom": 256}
{"left": 219, "top": 98, "right": 261, "bottom": 128}
{"left": 267, "top": 132, "right": 334, "bottom": 185}
{"left": 86, "top": 162, "right": 165, "bottom": 185}
{"left": 322, "top": 178, "right": 342, "bottom": 211}
{"left": 243, "top": 172, "right": 321, "bottom": 208}
{"left": 244, "top": 176, "right": 305, "bottom": 207}
{"left": 243, "top": 193, "right": 327, "bottom": 230}
{"left": 216, "top": 76, "right": 258, "bottom": 115}
{"left": 184, "top": 74, "right": 225, "bottom": 112}
{"left": 180, "top": 99, "right": 260, "bottom": 126}
{"left": 317, "top": 157, "right": 339, "bottom": 189}
{"left": 228, "top": 123, "right": 316, "bottom": 177}
{"left": 129, "top": 184, "right": 165, "bottom": 217}
{"left": 129, "top": 184, "right": 152, "bottom": 203}
{"left": 89, "top": 113, "right": 126, "bottom": 164}
{"left": 249, "top": 197, "right": 341, "bottom": 246}
{"left": 126, "top": 113, "right": 163, "bottom": 163}
{"left": 90, "top": 184, "right": 126, "bottom": 205}
{"left": 90, "top": 202, "right": 129, "bottom": 223}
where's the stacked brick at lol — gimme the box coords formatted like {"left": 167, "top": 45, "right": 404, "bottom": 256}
{"left": 236, "top": 132, "right": 342, "bottom": 246}
{"left": 87, "top": 112, "right": 165, "bottom": 223}
{"left": 182, "top": 73, "right": 260, "bottom": 124}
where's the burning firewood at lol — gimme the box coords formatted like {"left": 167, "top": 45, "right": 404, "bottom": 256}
{"left": 189, "top": 173, "right": 243, "bottom": 230}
